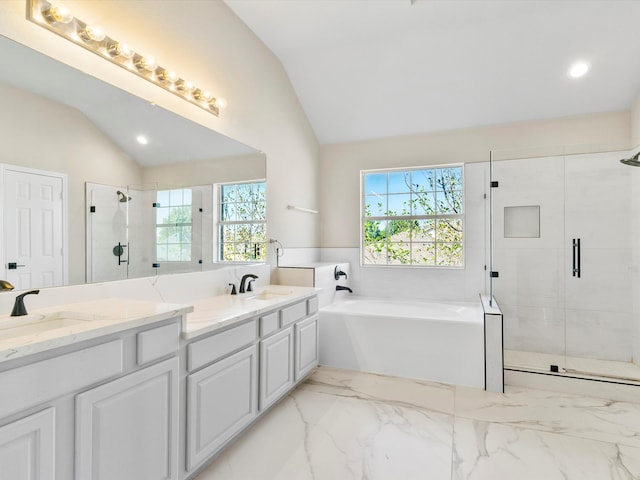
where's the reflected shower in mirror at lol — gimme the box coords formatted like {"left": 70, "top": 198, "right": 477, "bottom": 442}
{"left": 0, "top": 35, "right": 266, "bottom": 289}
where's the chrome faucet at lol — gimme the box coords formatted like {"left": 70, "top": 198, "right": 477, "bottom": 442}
{"left": 11, "top": 290, "right": 40, "bottom": 316}
{"left": 239, "top": 274, "right": 258, "bottom": 293}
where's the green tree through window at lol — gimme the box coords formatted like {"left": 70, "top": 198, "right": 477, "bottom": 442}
{"left": 362, "top": 166, "right": 463, "bottom": 266}
{"left": 219, "top": 181, "right": 266, "bottom": 262}
{"left": 156, "top": 188, "right": 193, "bottom": 261}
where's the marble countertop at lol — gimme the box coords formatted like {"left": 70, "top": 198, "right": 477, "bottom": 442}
{"left": 0, "top": 285, "right": 318, "bottom": 363}
{"left": 183, "top": 285, "right": 318, "bottom": 339}
{"left": 0, "top": 298, "right": 193, "bottom": 364}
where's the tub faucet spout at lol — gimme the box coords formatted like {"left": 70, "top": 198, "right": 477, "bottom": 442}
{"left": 336, "top": 285, "right": 352, "bottom": 293}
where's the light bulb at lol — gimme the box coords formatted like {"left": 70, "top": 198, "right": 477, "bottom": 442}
{"left": 192, "top": 88, "right": 210, "bottom": 101}
{"left": 78, "top": 25, "right": 106, "bottom": 42}
{"left": 175, "top": 79, "right": 194, "bottom": 92}
{"left": 42, "top": 3, "right": 73, "bottom": 24}
{"left": 214, "top": 98, "right": 227, "bottom": 109}
{"left": 134, "top": 55, "right": 156, "bottom": 72}
{"left": 107, "top": 41, "right": 134, "bottom": 59}
{"left": 136, "top": 135, "right": 148, "bottom": 145}
{"left": 156, "top": 68, "right": 178, "bottom": 84}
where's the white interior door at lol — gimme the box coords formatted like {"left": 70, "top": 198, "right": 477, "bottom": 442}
{"left": 3, "top": 167, "right": 65, "bottom": 289}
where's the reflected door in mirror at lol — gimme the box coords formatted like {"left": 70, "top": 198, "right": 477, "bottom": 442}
{"left": 3, "top": 166, "right": 66, "bottom": 289}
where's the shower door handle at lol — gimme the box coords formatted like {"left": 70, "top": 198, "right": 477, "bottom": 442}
{"left": 572, "top": 238, "right": 581, "bottom": 278}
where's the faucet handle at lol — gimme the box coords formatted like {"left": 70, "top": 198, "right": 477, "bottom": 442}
{"left": 334, "top": 266, "right": 348, "bottom": 280}
{"left": 228, "top": 283, "right": 237, "bottom": 295}
{"left": 247, "top": 279, "right": 255, "bottom": 292}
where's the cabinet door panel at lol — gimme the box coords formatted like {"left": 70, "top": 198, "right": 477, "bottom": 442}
{"left": 259, "top": 326, "right": 294, "bottom": 410}
{"left": 0, "top": 408, "right": 55, "bottom": 480}
{"left": 75, "top": 357, "right": 179, "bottom": 480}
{"left": 295, "top": 315, "right": 319, "bottom": 381}
{"left": 186, "top": 345, "right": 258, "bottom": 470}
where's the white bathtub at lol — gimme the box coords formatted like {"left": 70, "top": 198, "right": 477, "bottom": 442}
{"left": 319, "top": 297, "right": 485, "bottom": 388}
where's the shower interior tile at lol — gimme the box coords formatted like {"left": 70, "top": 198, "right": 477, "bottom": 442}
{"left": 564, "top": 247, "right": 633, "bottom": 313}
{"left": 565, "top": 309, "right": 633, "bottom": 362}
{"left": 501, "top": 304, "right": 565, "bottom": 355}
{"left": 491, "top": 248, "right": 564, "bottom": 308}
{"left": 503, "top": 349, "right": 566, "bottom": 371}
{"left": 565, "top": 152, "right": 632, "bottom": 250}
{"left": 491, "top": 156, "right": 565, "bottom": 250}
{"left": 504, "top": 205, "right": 540, "bottom": 238}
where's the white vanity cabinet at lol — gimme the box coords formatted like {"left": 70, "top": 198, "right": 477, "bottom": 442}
{"left": 0, "top": 315, "right": 183, "bottom": 480}
{"left": 0, "top": 408, "right": 55, "bottom": 480}
{"left": 259, "top": 297, "right": 319, "bottom": 411}
{"left": 259, "top": 325, "right": 295, "bottom": 410}
{"left": 294, "top": 314, "right": 319, "bottom": 381}
{"left": 182, "top": 293, "right": 319, "bottom": 477}
{"left": 75, "top": 357, "right": 179, "bottom": 480}
{"left": 185, "top": 319, "right": 259, "bottom": 471}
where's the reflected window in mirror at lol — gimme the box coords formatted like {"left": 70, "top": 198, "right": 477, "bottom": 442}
{"left": 156, "top": 188, "right": 193, "bottom": 261}
{"left": 218, "top": 181, "right": 266, "bottom": 262}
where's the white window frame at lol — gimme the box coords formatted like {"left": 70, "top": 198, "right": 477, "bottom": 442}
{"left": 216, "top": 179, "right": 267, "bottom": 263}
{"left": 360, "top": 164, "right": 465, "bottom": 268}
{"left": 155, "top": 188, "right": 194, "bottom": 262}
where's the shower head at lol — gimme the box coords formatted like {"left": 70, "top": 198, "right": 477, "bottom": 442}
{"left": 116, "top": 190, "right": 132, "bottom": 203}
{"left": 620, "top": 152, "right": 640, "bottom": 167}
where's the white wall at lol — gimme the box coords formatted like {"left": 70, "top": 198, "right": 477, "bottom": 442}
{"left": 320, "top": 162, "right": 489, "bottom": 302}
{"left": 632, "top": 146, "right": 640, "bottom": 366}
{"left": 142, "top": 153, "right": 266, "bottom": 189}
{"left": 0, "top": 83, "right": 142, "bottom": 285}
{"left": 319, "top": 112, "right": 630, "bottom": 302}
{"left": 0, "top": 0, "right": 320, "bottom": 279}
{"left": 631, "top": 90, "right": 640, "bottom": 364}
{"left": 632, "top": 93, "right": 640, "bottom": 147}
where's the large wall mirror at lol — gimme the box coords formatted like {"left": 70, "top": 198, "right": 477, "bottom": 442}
{"left": 0, "top": 35, "right": 266, "bottom": 289}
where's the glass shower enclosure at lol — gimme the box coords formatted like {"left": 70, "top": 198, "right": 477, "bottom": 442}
{"left": 490, "top": 146, "right": 640, "bottom": 385}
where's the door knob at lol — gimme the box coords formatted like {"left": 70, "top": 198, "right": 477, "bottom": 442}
{"left": 7, "top": 263, "right": 25, "bottom": 270}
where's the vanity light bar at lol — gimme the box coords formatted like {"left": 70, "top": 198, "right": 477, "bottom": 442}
{"left": 28, "top": 0, "right": 226, "bottom": 116}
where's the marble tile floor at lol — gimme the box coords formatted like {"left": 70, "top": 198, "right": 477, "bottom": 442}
{"left": 195, "top": 366, "right": 640, "bottom": 480}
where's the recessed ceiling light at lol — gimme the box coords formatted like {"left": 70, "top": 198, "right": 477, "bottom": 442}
{"left": 569, "top": 62, "right": 589, "bottom": 78}
{"left": 136, "top": 135, "right": 148, "bottom": 145}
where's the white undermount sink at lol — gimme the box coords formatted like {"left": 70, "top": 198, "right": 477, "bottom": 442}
{"left": 245, "top": 290, "right": 294, "bottom": 301}
{"left": 0, "top": 311, "right": 104, "bottom": 339}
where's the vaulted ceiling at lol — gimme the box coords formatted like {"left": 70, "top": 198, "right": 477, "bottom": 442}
{"left": 225, "top": 0, "right": 640, "bottom": 145}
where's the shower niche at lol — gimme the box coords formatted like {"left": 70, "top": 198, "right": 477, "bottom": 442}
{"left": 490, "top": 147, "right": 640, "bottom": 387}
{"left": 85, "top": 183, "right": 208, "bottom": 283}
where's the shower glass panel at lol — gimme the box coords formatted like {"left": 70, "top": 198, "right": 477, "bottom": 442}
{"left": 86, "top": 183, "right": 129, "bottom": 283}
{"left": 126, "top": 185, "right": 206, "bottom": 278}
{"left": 490, "top": 147, "right": 639, "bottom": 384}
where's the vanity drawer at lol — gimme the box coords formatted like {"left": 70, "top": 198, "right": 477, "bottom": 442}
{"left": 280, "top": 301, "right": 307, "bottom": 327}
{"left": 188, "top": 320, "right": 257, "bottom": 371}
{"left": 0, "top": 340, "right": 123, "bottom": 419}
{"left": 259, "top": 311, "right": 279, "bottom": 337}
{"left": 307, "top": 297, "right": 319, "bottom": 315}
{"left": 137, "top": 321, "right": 180, "bottom": 365}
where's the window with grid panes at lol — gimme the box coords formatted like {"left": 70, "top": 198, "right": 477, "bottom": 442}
{"left": 218, "top": 181, "right": 266, "bottom": 262}
{"left": 362, "top": 165, "right": 464, "bottom": 267}
{"left": 155, "top": 188, "right": 193, "bottom": 261}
